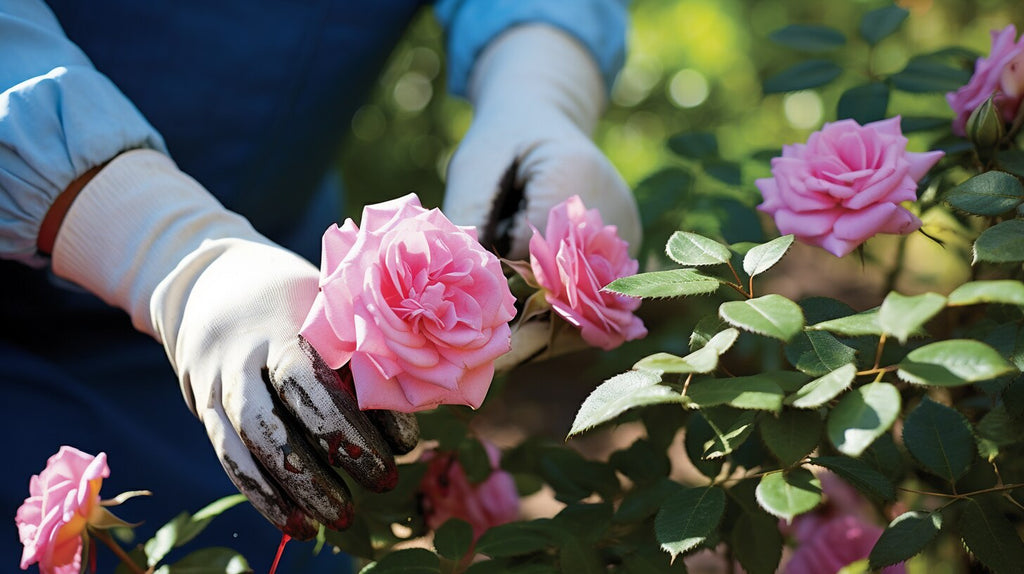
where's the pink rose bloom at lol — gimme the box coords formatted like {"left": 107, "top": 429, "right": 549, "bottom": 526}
{"left": 756, "top": 117, "right": 944, "bottom": 257}
{"left": 419, "top": 441, "right": 519, "bottom": 540}
{"left": 947, "top": 25, "right": 1024, "bottom": 136}
{"left": 301, "top": 193, "right": 516, "bottom": 412}
{"left": 785, "top": 515, "right": 905, "bottom": 574}
{"left": 16, "top": 446, "right": 110, "bottom": 574}
{"left": 529, "top": 195, "right": 647, "bottom": 351}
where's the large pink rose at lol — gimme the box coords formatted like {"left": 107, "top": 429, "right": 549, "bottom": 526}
{"left": 301, "top": 193, "right": 516, "bottom": 412}
{"left": 529, "top": 195, "right": 647, "bottom": 351}
{"left": 419, "top": 441, "right": 519, "bottom": 540}
{"left": 756, "top": 117, "right": 944, "bottom": 257}
{"left": 947, "top": 25, "right": 1024, "bottom": 136}
{"left": 17, "top": 446, "right": 110, "bottom": 574}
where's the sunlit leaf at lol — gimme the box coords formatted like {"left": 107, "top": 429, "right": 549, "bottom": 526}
{"left": 720, "top": 294, "right": 805, "bottom": 342}
{"left": 755, "top": 469, "right": 822, "bottom": 522}
{"left": 785, "top": 331, "right": 858, "bottom": 376}
{"left": 568, "top": 370, "right": 685, "bottom": 437}
{"left": 655, "top": 486, "right": 726, "bottom": 559}
{"left": 785, "top": 364, "right": 857, "bottom": 408}
{"left": 878, "top": 291, "right": 946, "bottom": 344}
{"left": 743, "top": 235, "right": 795, "bottom": 278}
{"left": 154, "top": 547, "right": 251, "bottom": 574}
{"left": 701, "top": 407, "right": 758, "bottom": 459}
{"left": 666, "top": 231, "right": 732, "bottom": 267}
{"left": 810, "top": 309, "right": 882, "bottom": 336}
{"left": 945, "top": 171, "right": 1024, "bottom": 216}
{"left": 687, "top": 376, "right": 785, "bottom": 412}
{"left": 604, "top": 269, "right": 721, "bottom": 299}
{"left": 947, "top": 280, "right": 1024, "bottom": 307}
{"left": 898, "top": 340, "right": 1016, "bottom": 386}
{"left": 636, "top": 328, "right": 738, "bottom": 374}
{"left": 827, "top": 382, "right": 901, "bottom": 457}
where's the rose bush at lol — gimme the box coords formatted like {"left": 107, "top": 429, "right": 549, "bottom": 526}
{"left": 755, "top": 117, "right": 943, "bottom": 257}
{"left": 301, "top": 193, "right": 516, "bottom": 412}
{"left": 528, "top": 195, "right": 647, "bottom": 350}
{"left": 16, "top": 446, "right": 109, "bottom": 574}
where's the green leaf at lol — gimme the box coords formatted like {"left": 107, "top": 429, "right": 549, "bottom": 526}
{"left": 811, "top": 309, "right": 882, "bottom": 336}
{"left": 365, "top": 548, "right": 442, "bottom": 573}
{"left": 760, "top": 410, "right": 823, "bottom": 466}
{"left": 655, "top": 486, "right": 726, "bottom": 559}
{"left": 667, "top": 131, "right": 719, "bottom": 160}
{"left": 568, "top": 370, "right": 686, "bottom": 437}
{"left": 763, "top": 60, "right": 843, "bottom": 94}
{"left": 878, "top": 291, "right": 946, "bottom": 344}
{"left": 868, "top": 511, "right": 942, "bottom": 570}
{"left": 701, "top": 407, "right": 758, "bottom": 459}
{"left": 999, "top": 149, "right": 1024, "bottom": 177}
{"left": 687, "top": 376, "right": 785, "bottom": 412}
{"left": 703, "top": 159, "right": 743, "bottom": 186}
{"left": 785, "top": 331, "right": 858, "bottom": 376}
{"left": 666, "top": 231, "right": 732, "bottom": 267}
{"left": 898, "top": 340, "right": 1016, "bottom": 387}
{"left": 539, "top": 448, "right": 620, "bottom": 503}
{"left": 322, "top": 515, "right": 374, "bottom": 560}
{"left": 434, "top": 519, "right": 473, "bottom": 561}
{"left": 417, "top": 409, "right": 469, "bottom": 451}
{"left": 610, "top": 438, "right": 671, "bottom": 485}
{"left": 837, "top": 83, "right": 890, "bottom": 124}
{"left": 743, "top": 235, "right": 795, "bottom": 278}
{"left": 145, "top": 494, "right": 248, "bottom": 563}
{"left": 603, "top": 269, "right": 721, "bottom": 299}
{"left": 154, "top": 548, "right": 251, "bottom": 574}
{"left": 901, "top": 116, "right": 951, "bottom": 133}
{"left": 555, "top": 503, "right": 613, "bottom": 545}
{"left": 730, "top": 511, "right": 783, "bottom": 574}
{"left": 890, "top": 57, "right": 971, "bottom": 93}
{"left": 475, "top": 522, "right": 556, "bottom": 558}
{"left": 458, "top": 436, "right": 492, "bottom": 484}
{"left": 635, "top": 328, "right": 738, "bottom": 374}
{"left": 859, "top": 5, "right": 909, "bottom": 45}
{"left": 827, "top": 382, "right": 901, "bottom": 457}
{"left": 755, "top": 468, "right": 822, "bottom": 522}
{"left": 810, "top": 456, "right": 896, "bottom": 502}
{"left": 685, "top": 413, "right": 725, "bottom": 478}
{"left": 720, "top": 294, "right": 805, "bottom": 342}
{"left": 945, "top": 171, "right": 1024, "bottom": 216}
{"left": 902, "top": 398, "right": 975, "bottom": 481}
{"left": 948, "top": 280, "right": 1024, "bottom": 307}
{"left": 956, "top": 498, "right": 1024, "bottom": 573}
{"left": 559, "top": 535, "right": 604, "bottom": 574}
{"left": 769, "top": 24, "right": 846, "bottom": 52}
{"left": 973, "top": 219, "right": 1024, "bottom": 264}
{"left": 614, "top": 478, "right": 684, "bottom": 523}
{"left": 785, "top": 364, "right": 857, "bottom": 408}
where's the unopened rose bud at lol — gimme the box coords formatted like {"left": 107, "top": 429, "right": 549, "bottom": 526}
{"left": 966, "top": 96, "right": 1005, "bottom": 150}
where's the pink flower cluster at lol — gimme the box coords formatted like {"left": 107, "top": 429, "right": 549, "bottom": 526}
{"left": 301, "top": 194, "right": 516, "bottom": 413}
{"left": 418, "top": 441, "right": 519, "bottom": 540}
{"left": 947, "top": 25, "right": 1024, "bottom": 136}
{"left": 529, "top": 195, "right": 647, "bottom": 350}
{"left": 16, "top": 446, "right": 110, "bottom": 574}
{"left": 756, "top": 117, "right": 943, "bottom": 257}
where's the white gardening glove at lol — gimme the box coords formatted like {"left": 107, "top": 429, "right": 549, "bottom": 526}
{"left": 443, "top": 24, "right": 641, "bottom": 259}
{"left": 49, "top": 150, "right": 418, "bottom": 539}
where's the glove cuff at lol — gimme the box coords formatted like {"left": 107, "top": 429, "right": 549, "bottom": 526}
{"left": 468, "top": 24, "right": 607, "bottom": 135}
{"left": 52, "top": 149, "right": 268, "bottom": 335}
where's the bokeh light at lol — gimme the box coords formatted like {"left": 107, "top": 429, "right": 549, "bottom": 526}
{"left": 667, "top": 68, "right": 710, "bottom": 108}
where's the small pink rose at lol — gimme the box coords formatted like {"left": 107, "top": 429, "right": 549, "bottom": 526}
{"left": 756, "top": 117, "right": 943, "bottom": 257}
{"left": 419, "top": 441, "right": 519, "bottom": 540}
{"left": 528, "top": 195, "right": 647, "bottom": 351}
{"left": 16, "top": 446, "right": 110, "bottom": 574}
{"left": 301, "top": 193, "right": 516, "bottom": 413}
{"left": 947, "top": 25, "right": 1024, "bottom": 136}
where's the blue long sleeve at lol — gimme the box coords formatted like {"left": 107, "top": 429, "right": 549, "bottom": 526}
{"left": 434, "top": 0, "right": 630, "bottom": 97}
{"left": 0, "top": 0, "right": 164, "bottom": 266}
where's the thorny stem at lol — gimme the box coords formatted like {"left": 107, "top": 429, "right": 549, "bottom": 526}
{"left": 90, "top": 528, "right": 148, "bottom": 574}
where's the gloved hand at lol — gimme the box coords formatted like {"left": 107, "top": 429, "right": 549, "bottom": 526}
{"left": 47, "top": 149, "right": 418, "bottom": 539}
{"left": 443, "top": 24, "right": 642, "bottom": 259}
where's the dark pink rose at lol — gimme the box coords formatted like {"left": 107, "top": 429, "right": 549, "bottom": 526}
{"left": 785, "top": 515, "right": 905, "bottom": 574}
{"left": 756, "top": 117, "right": 943, "bottom": 257}
{"left": 529, "top": 195, "right": 646, "bottom": 350}
{"left": 16, "top": 446, "right": 110, "bottom": 574}
{"left": 947, "top": 25, "right": 1024, "bottom": 136}
{"left": 301, "top": 194, "right": 516, "bottom": 412}
{"left": 419, "top": 441, "right": 519, "bottom": 540}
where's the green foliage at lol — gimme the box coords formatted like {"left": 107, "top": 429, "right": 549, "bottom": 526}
{"left": 654, "top": 485, "right": 726, "bottom": 559}
{"left": 719, "top": 295, "right": 805, "bottom": 342}
{"left": 755, "top": 469, "right": 822, "bottom": 521}
{"left": 945, "top": 171, "right": 1024, "bottom": 216}
{"left": 869, "top": 511, "right": 943, "bottom": 570}
{"left": 827, "top": 382, "right": 901, "bottom": 457}
{"left": 603, "top": 269, "right": 721, "bottom": 298}
{"left": 769, "top": 25, "right": 846, "bottom": 52}
{"left": 902, "top": 398, "right": 976, "bottom": 481}
{"left": 763, "top": 60, "right": 843, "bottom": 94}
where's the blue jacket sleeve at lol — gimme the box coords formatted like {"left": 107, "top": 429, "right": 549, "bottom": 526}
{"left": 0, "top": 0, "right": 165, "bottom": 266}
{"left": 434, "top": 0, "right": 629, "bottom": 97}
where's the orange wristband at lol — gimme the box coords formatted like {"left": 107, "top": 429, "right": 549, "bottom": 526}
{"left": 36, "top": 162, "right": 108, "bottom": 256}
